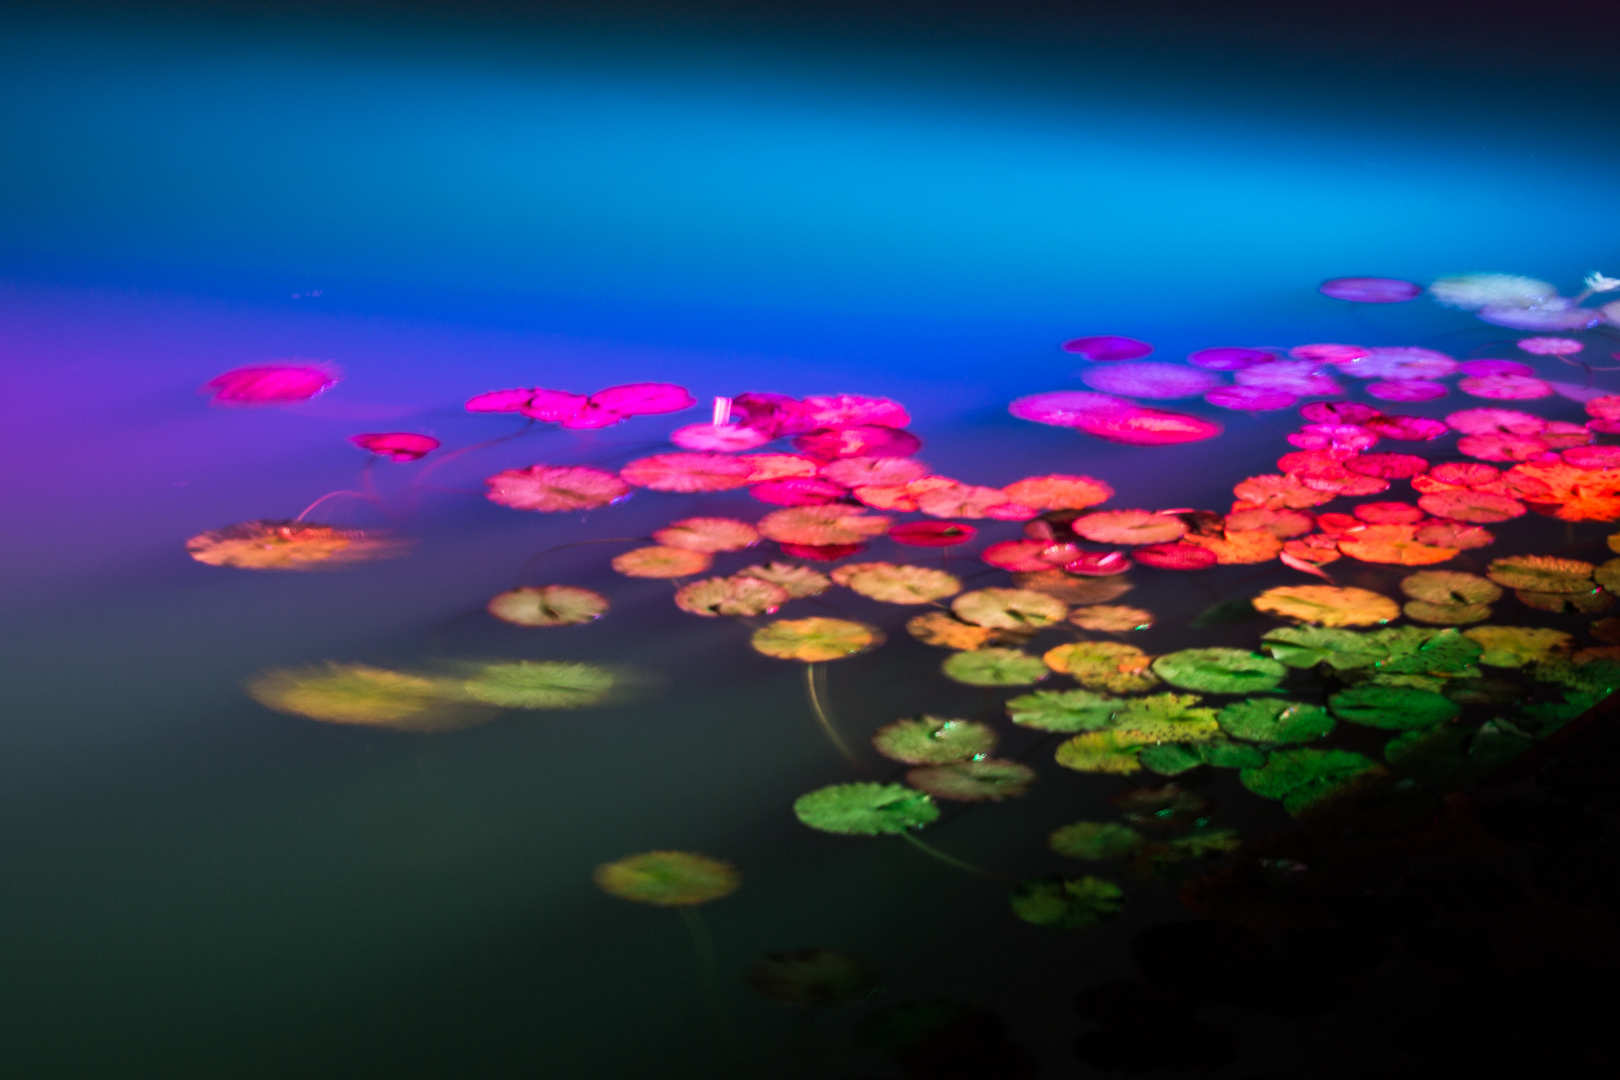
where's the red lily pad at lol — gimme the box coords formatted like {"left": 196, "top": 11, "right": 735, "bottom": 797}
{"left": 1343, "top": 453, "right": 1429, "bottom": 479}
{"left": 1587, "top": 396, "right": 1620, "bottom": 422}
{"left": 621, "top": 452, "right": 756, "bottom": 492}
{"left": 1429, "top": 462, "right": 1500, "bottom": 486}
{"left": 1188, "top": 347, "right": 1275, "bottom": 370}
{"left": 1456, "top": 434, "right": 1550, "bottom": 462}
{"left": 1072, "top": 409, "right": 1223, "bottom": 446}
{"left": 983, "top": 540, "right": 1072, "bottom": 571}
{"left": 1415, "top": 521, "right": 1495, "bottom": 549}
{"left": 1072, "top": 510, "right": 1188, "bottom": 545}
{"left": 350, "top": 432, "right": 439, "bottom": 461}
{"left": 1300, "top": 401, "right": 1381, "bottom": 424}
{"left": 1416, "top": 490, "right": 1526, "bottom": 524}
{"left": 1132, "top": 543, "right": 1218, "bottom": 570}
{"left": 1353, "top": 501, "right": 1424, "bottom": 524}
{"left": 1288, "top": 424, "right": 1377, "bottom": 452}
{"left": 792, "top": 426, "right": 922, "bottom": 460}
{"left": 1080, "top": 363, "right": 1224, "bottom": 400}
{"left": 1318, "top": 277, "right": 1422, "bottom": 303}
{"left": 1206, "top": 386, "right": 1297, "bottom": 411}
{"left": 780, "top": 542, "right": 866, "bottom": 561}
{"left": 1065, "top": 551, "right": 1133, "bottom": 576}
{"left": 1367, "top": 380, "right": 1446, "bottom": 402}
{"left": 890, "top": 522, "right": 977, "bottom": 547}
{"left": 203, "top": 364, "right": 337, "bottom": 405}
{"left": 750, "top": 478, "right": 848, "bottom": 506}
{"left": 1446, "top": 408, "right": 1545, "bottom": 436}
{"left": 731, "top": 392, "right": 816, "bottom": 437}
{"left": 1361, "top": 415, "right": 1448, "bottom": 440}
{"left": 1062, "top": 335, "right": 1153, "bottom": 360}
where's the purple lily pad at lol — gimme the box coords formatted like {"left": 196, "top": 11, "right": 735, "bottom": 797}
{"left": 1366, "top": 380, "right": 1447, "bottom": 402}
{"left": 1205, "top": 386, "right": 1297, "bottom": 411}
{"left": 1081, "top": 363, "right": 1224, "bottom": 400}
{"left": 1319, "top": 277, "right": 1422, "bottom": 303}
{"left": 1336, "top": 346, "right": 1456, "bottom": 380}
{"left": 1062, "top": 335, "right": 1153, "bottom": 360}
{"left": 1477, "top": 304, "right": 1603, "bottom": 331}
{"left": 1459, "top": 359, "right": 1534, "bottom": 377}
{"left": 1009, "top": 391, "right": 1140, "bottom": 426}
{"left": 1188, "top": 347, "right": 1275, "bottom": 371}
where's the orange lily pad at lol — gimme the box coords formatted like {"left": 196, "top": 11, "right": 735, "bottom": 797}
{"left": 1337, "top": 524, "right": 1458, "bottom": 565}
{"left": 1001, "top": 474, "right": 1115, "bottom": 510}
{"left": 612, "top": 546, "right": 714, "bottom": 578}
{"left": 758, "top": 506, "right": 892, "bottom": 545}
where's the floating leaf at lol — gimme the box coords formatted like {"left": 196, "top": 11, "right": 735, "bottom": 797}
{"left": 247, "top": 663, "right": 486, "bottom": 730}
{"left": 484, "top": 465, "right": 633, "bottom": 511}
{"left": 736, "top": 562, "right": 831, "bottom": 598}
{"left": 905, "top": 611, "right": 1000, "bottom": 650}
{"left": 1217, "top": 698, "right": 1334, "bottom": 744}
{"left": 1068, "top": 605, "right": 1153, "bottom": 632}
{"left": 1328, "top": 684, "right": 1458, "bottom": 729}
{"left": 1072, "top": 510, "right": 1187, "bottom": 545}
{"left": 1232, "top": 474, "right": 1335, "bottom": 509}
{"left": 1049, "top": 822, "right": 1145, "bottom": 860}
{"left": 758, "top": 505, "right": 892, "bottom": 546}
{"left": 1415, "top": 521, "right": 1495, "bottom": 550}
{"left": 675, "top": 575, "right": 790, "bottom": 617}
{"left": 612, "top": 545, "right": 713, "bottom": 578}
{"left": 1055, "top": 731, "right": 1143, "bottom": 774}
{"left": 487, "top": 584, "right": 609, "bottom": 627}
{"left": 1239, "top": 748, "right": 1380, "bottom": 815}
{"left": 619, "top": 452, "right": 754, "bottom": 492}
{"left": 793, "top": 782, "right": 939, "bottom": 835}
{"left": 1261, "top": 626, "right": 1382, "bottom": 670}
{"left": 204, "top": 363, "right": 337, "bottom": 405}
{"left": 1000, "top": 474, "right": 1114, "bottom": 511}
{"left": 1072, "top": 408, "right": 1223, "bottom": 446}
{"left": 1006, "top": 689, "right": 1121, "bottom": 732}
{"left": 952, "top": 588, "right": 1068, "bottom": 630}
{"left": 1338, "top": 524, "right": 1459, "bottom": 566}
{"left": 1225, "top": 506, "right": 1316, "bottom": 538}
{"left": 1485, "top": 555, "right": 1594, "bottom": 593}
{"left": 888, "top": 521, "right": 977, "bottom": 547}
{"left": 1404, "top": 601, "right": 1492, "bottom": 625}
{"left": 593, "top": 851, "right": 738, "bottom": 906}
{"left": 1253, "top": 585, "right": 1399, "bottom": 627}
{"left": 1400, "top": 570, "right": 1502, "bottom": 606}
{"left": 1416, "top": 490, "right": 1525, "bottom": 524}
{"left": 1369, "top": 627, "right": 1482, "bottom": 676}
{"left": 906, "top": 759, "right": 1035, "bottom": 802}
{"left": 1463, "top": 625, "right": 1574, "bottom": 667}
{"left": 186, "top": 520, "right": 408, "bottom": 570}
{"left": 1012, "top": 570, "right": 1134, "bottom": 604}
{"left": 1043, "top": 642, "right": 1159, "bottom": 693}
{"left": 1063, "top": 334, "right": 1154, "bottom": 360}
{"left": 463, "top": 660, "right": 614, "bottom": 709}
{"left": 1138, "top": 743, "right": 1210, "bottom": 775}
{"left": 1112, "top": 784, "right": 1209, "bottom": 828}
{"left": 745, "top": 950, "right": 880, "bottom": 1007}
{"left": 752, "top": 618, "right": 881, "bottom": 662}
{"left": 653, "top": 517, "right": 761, "bottom": 552}
{"left": 1008, "top": 876, "right": 1124, "bottom": 929}
{"left": 1151, "top": 648, "right": 1285, "bottom": 694}
{"left": 350, "top": 432, "right": 439, "bottom": 461}
{"left": 943, "top": 648, "right": 1049, "bottom": 686}
{"left": 1132, "top": 542, "right": 1219, "bottom": 570}
{"left": 1183, "top": 528, "right": 1283, "bottom": 564}
{"left": 872, "top": 717, "right": 997, "bottom": 765}
{"left": 1081, "top": 362, "right": 1224, "bottom": 399}
{"left": 831, "top": 562, "right": 961, "bottom": 604}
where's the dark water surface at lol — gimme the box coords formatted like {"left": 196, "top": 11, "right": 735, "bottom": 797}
{"left": 3, "top": 4, "right": 1620, "bottom": 1078}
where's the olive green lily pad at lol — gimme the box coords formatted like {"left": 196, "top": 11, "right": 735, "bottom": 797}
{"left": 1136, "top": 743, "right": 1204, "bottom": 775}
{"left": 593, "top": 850, "right": 740, "bottom": 906}
{"left": 246, "top": 663, "right": 491, "bottom": 731}
{"left": 1054, "top": 731, "right": 1143, "bottom": 774}
{"left": 1042, "top": 641, "right": 1160, "bottom": 693}
{"left": 906, "top": 759, "right": 1036, "bottom": 802}
{"left": 1151, "top": 648, "right": 1286, "bottom": 694}
{"left": 1239, "top": 748, "right": 1380, "bottom": 815}
{"left": 951, "top": 588, "right": 1069, "bottom": 630}
{"left": 1005, "top": 689, "right": 1122, "bottom": 732}
{"left": 1048, "top": 821, "right": 1145, "bottom": 860}
{"left": 1261, "top": 626, "right": 1382, "bottom": 670}
{"left": 1516, "top": 588, "right": 1611, "bottom": 614}
{"left": 942, "top": 648, "right": 1049, "bottom": 686}
{"left": 752, "top": 617, "right": 882, "bottom": 662}
{"left": 1008, "top": 875, "right": 1124, "bottom": 929}
{"left": 1217, "top": 698, "right": 1334, "bottom": 744}
{"left": 872, "top": 716, "right": 997, "bottom": 764}
{"left": 463, "top": 660, "right": 614, "bottom": 709}
{"left": 1400, "top": 570, "right": 1502, "bottom": 606}
{"left": 745, "top": 949, "right": 881, "bottom": 1007}
{"left": 793, "top": 782, "right": 939, "bottom": 835}
{"left": 1463, "top": 625, "right": 1574, "bottom": 667}
{"left": 830, "top": 562, "right": 962, "bottom": 604}
{"left": 1403, "top": 600, "right": 1493, "bottom": 625}
{"left": 1328, "top": 684, "right": 1459, "bottom": 729}
{"left": 1597, "top": 558, "right": 1620, "bottom": 591}
{"left": 1111, "top": 694, "right": 1221, "bottom": 743}
{"left": 1485, "top": 555, "right": 1594, "bottom": 593}
{"left": 1252, "top": 585, "right": 1399, "bottom": 627}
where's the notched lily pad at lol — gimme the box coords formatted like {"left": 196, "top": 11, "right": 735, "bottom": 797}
{"left": 793, "top": 782, "right": 939, "bottom": 835}
{"left": 1008, "top": 876, "right": 1124, "bottom": 929}
{"left": 1327, "top": 684, "right": 1459, "bottom": 729}
{"left": 1217, "top": 698, "right": 1335, "bottom": 744}
{"left": 905, "top": 611, "right": 999, "bottom": 650}
{"left": 675, "top": 575, "right": 791, "bottom": 617}
{"left": 745, "top": 949, "right": 881, "bottom": 1007}
{"left": 942, "top": 648, "right": 1049, "bottom": 686}
{"left": 1049, "top": 821, "right": 1146, "bottom": 860}
{"left": 1069, "top": 605, "right": 1154, "bottom": 632}
{"left": 1043, "top": 641, "right": 1159, "bottom": 692}
{"left": 1239, "top": 748, "right": 1381, "bottom": 815}
{"left": 752, "top": 618, "right": 882, "bottom": 662}
{"left": 1400, "top": 570, "right": 1502, "bottom": 606}
{"left": 952, "top": 588, "right": 1069, "bottom": 630}
{"left": 736, "top": 562, "right": 832, "bottom": 598}
{"left": 872, "top": 716, "right": 997, "bottom": 764}
{"left": 487, "top": 584, "right": 610, "bottom": 627}
{"left": 1005, "top": 689, "right": 1122, "bottom": 732}
{"left": 1054, "top": 731, "right": 1142, "bottom": 774}
{"left": 1151, "top": 648, "right": 1286, "bottom": 693}
{"left": 594, "top": 850, "right": 739, "bottom": 906}
{"left": 612, "top": 545, "right": 713, "bottom": 578}
{"left": 906, "top": 759, "right": 1036, "bottom": 802}
{"left": 831, "top": 562, "right": 962, "bottom": 604}
{"left": 1486, "top": 555, "right": 1594, "bottom": 593}
{"left": 1463, "top": 625, "right": 1574, "bottom": 667}
{"left": 1253, "top": 585, "right": 1399, "bottom": 627}
{"left": 1261, "top": 626, "right": 1382, "bottom": 670}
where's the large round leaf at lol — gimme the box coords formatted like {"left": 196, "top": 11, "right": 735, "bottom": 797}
{"left": 246, "top": 663, "right": 490, "bottom": 731}
{"left": 1008, "top": 876, "right": 1124, "bottom": 929}
{"left": 951, "top": 588, "right": 1069, "bottom": 630}
{"left": 1252, "top": 585, "right": 1399, "bottom": 627}
{"left": 1151, "top": 648, "right": 1286, "bottom": 693}
{"left": 1110, "top": 694, "right": 1221, "bottom": 743}
{"left": 871, "top": 716, "right": 997, "bottom": 764}
{"left": 1042, "top": 642, "right": 1160, "bottom": 693}
{"left": 752, "top": 618, "right": 882, "bottom": 662}
{"left": 1005, "top": 689, "right": 1121, "bottom": 732}
{"left": 1328, "top": 684, "right": 1459, "bottom": 729}
{"left": 1239, "top": 748, "right": 1379, "bottom": 815}
{"left": 1463, "top": 625, "right": 1574, "bottom": 667}
{"left": 1068, "top": 605, "right": 1154, "bottom": 632}
{"left": 831, "top": 562, "right": 961, "bottom": 604}
{"left": 593, "top": 851, "right": 739, "bottom": 906}
{"left": 942, "top": 648, "right": 1049, "bottom": 686}
{"left": 1217, "top": 698, "right": 1334, "bottom": 744}
{"left": 793, "top": 782, "right": 939, "bottom": 835}
{"left": 736, "top": 562, "right": 832, "bottom": 598}
{"left": 906, "top": 759, "right": 1036, "bottom": 802}
{"left": 612, "top": 545, "right": 713, "bottom": 578}
{"left": 905, "top": 611, "right": 998, "bottom": 650}
{"left": 463, "top": 660, "right": 614, "bottom": 709}
{"left": 1054, "top": 732, "right": 1142, "bottom": 774}
{"left": 1261, "top": 626, "right": 1382, "bottom": 670}
{"left": 487, "top": 584, "right": 609, "bottom": 627}
{"left": 675, "top": 575, "right": 790, "bottom": 617}
{"left": 1486, "top": 555, "right": 1594, "bottom": 593}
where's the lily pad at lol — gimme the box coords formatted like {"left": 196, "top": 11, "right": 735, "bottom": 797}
{"left": 1239, "top": 748, "right": 1380, "bottom": 815}
{"left": 1008, "top": 876, "right": 1124, "bottom": 929}
{"left": 942, "top": 648, "right": 1049, "bottom": 686}
{"left": 905, "top": 611, "right": 998, "bottom": 650}
{"left": 951, "top": 588, "right": 1069, "bottom": 630}
{"left": 1371, "top": 627, "right": 1482, "bottom": 676}
{"left": 1069, "top": 605, "right": 1154, "bottom": 632}
{"left": 675, "top": 576, "right": 791, "bottom": 617}
{"left": 1112, "top": 784, "right": 1209, "bottom": 828}
{"left": 793, "top": 782, "right": 940, "bottom": 835}
{"left": 486, "top": 584, "right": 610, "bottom": 627}
{"left": 186, "top": 520, "right": 409, "bottom": 571}
{"left": 745, "top": 949, "right": 881, "bottom": 1007}
{"left": 485, "top": 465, "right": 632, "bottom": 511}
{"left": 1043, "top": 641, "right": 1160, "bottom": 693}
{"left": 872, "top": 716, "right": 997, "bottom": 764}
{"left": 1048, "top": 822, "right": 1145, "bottom": 860}
{"left": 1054, "top": 731, "right": 1143, "bottom": 774}
{"left": 906, "top": 759, "right": 1036, "bottom": 802}
{"left": 1327, "top": 684, "right": 1459, "bottom": 729}
{"left": 1136, "top": 743, "right": 1206, "bottom": 775}
{"left": 1005, "top": 689, "right": 1122, "bottom": 732}
{"left": 1111, "top": 694, "right": 1221, "bottom": 742}
{"left": 758, "top": 505, "right": 892, "bottom": 546}
{"left": 736, "top": 562, "right": 832, "bottom": 598}
{"left": 752, "top": 618, "right": 882, "bottom": 662}
{"left": 1217, "top": 698, "right": 1335, "bottom": 744}
{"left": 1485, "top": 555, "right": 1594, "bottom": 593}
{"left": 593, "top": 851, "right": 739, "bottom": 906}
{"left": 1463, "top": 625, "right": 1574, "bottom": 667}
{"left": 1012, "top": 570, "right": 1134, "bottom": 605}
{"left": 1072, "top": 510, "right": 1188, "bottom": 545}
{"left": 1261, "top": 626, "right": 1382, "bottom": 670}
{"left": 611, "top": 545, "right": 713, "bottom": 578}
{"left": 831, "top": 562, "right": 961, "bottom": 604}
{"left": 652, "top": 517, "right": 761, "bottom": 553}
{"left": 1151, "top": 648, "right": 1286, "bottom": 694}
{"left": 246, "top": 663, "right": 488, "bottom": 731}
{"left": 1403, "top": 600, "right": 1493, "bottom": 625}
{"left": 1253, "top": 585, "right": 1399, "bottom": 627}
{"left": 1399, "top": 570, "right": 1503, "bottom": 606}
{"left": 463, "top": 660, "right": 614, "bottom": 709}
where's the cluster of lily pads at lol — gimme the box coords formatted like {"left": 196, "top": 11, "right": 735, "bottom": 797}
{"left": 186, "top": 271, "right": 1620, "bottom": 947}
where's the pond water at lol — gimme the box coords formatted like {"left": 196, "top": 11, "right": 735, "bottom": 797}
{"left": 4, "top": 8, "right": 1620, "bottom": 1079}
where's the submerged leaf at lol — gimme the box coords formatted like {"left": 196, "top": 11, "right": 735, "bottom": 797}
{"left": 752, "top": 618, "right": 882, "bottom": 662}
{"left": 463, "top": 660, "right": 614, "bottom": 709}
{"left": 745, "top": 950, "right": 881, "bottom": 1007}
{"left": 1049, "top": 822, "right": 1145, "bottom": 860}
{"left": 247, "top": 663, "right": 486, "bottom": 730}
{"left": 872, "top": 716, "right": 997, "bottom": 765}
{"left": 943, "top": 648, "right": 1049, "bottom": 686}
{"left": 1006, "top": 689, "right": 1122, "bottom": 732}
{"left": 1253, "top": 585, "right": 1399, "bottom": 627}
{"left": 793, "top": 782, "right": 939, "bottom": 835}
{"left": 487, "top": 584, "right": 610, "bottom": 627}
{"left": 1151, "top": 648, "right": 1286, "bottom": 694}
{"left": 594, "top": 851, "right": 739, "bottom": 906}
{"left": 906, "top": 759, "right": 1036, "bottom": 802}
{"left": 831, "top": 562, "right": 961, "bottom": 604}
{"left": 1009, "top": 876, "right": 1124, "bottom": 929}
{"left": 1217, "top": 698, "right": 1335, "bottom": 744}
{"left": 1328, "top": 684, "right": 1459, "bottom": 729}
{"left": 186, "top": 520, "right": 408, "bottom": 570}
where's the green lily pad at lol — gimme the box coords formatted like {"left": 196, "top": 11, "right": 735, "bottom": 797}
{"left": 745, "top": 949, "right": 881, "bottom": 1007}
{"left": 793, "top": 782, "right": 940, "bottom": 835}
{"left": 1151, "top": 648, "right": 1286, "bottom": 694}
{"left": 941, "top": 648, "right": 1049, "bottom": 686}
{"left": 1485, "top": 555, "right": 1594, "bottom": 593}
{"left": 1158, "top": 829, "right": 1242, "bottom": 858}
{"left": 1008, "top": 875, "right": 1124, "bottom": 929}
{"left": 1136, "top": 743, "right": 1205, "bottom": 775}
{"left": 872, "top": 716, "right": 997, "bottom": 764}
{"left": 1111, "top": 694, "right": 1221, "bottom": 743}
{"left": 951, "top": 588, "right": 1069, "bottom": 630}
{"left": 1464, "top": 626, "right": 1574, "bottom": 667}
{"left": 593, "top": 850, "right": 740, "bottom": 906}
{"left": 1261, "top": 626, "right": 1382, "bottom": 670}
{"left": 1048, "top": 821, "right": 1146, "bottom": 860}
{"left": 1054, "top": 731, "right": 1142, "bottom": 774}
{"left": 906, "top": 759, "right": 1035, "bottom": 802}
{"left": 1217, "top": 698, "right": 1334, "bottom": 744}
{"left": 752, "top": 617, "right": 882, "bottom": 662}
{"left": 1371, "top": 627, "right": 1482, "bottom": 676}
{"left": 1519, "top": 690, "right": 1602, "bottom": 732}
{"left": 1239, "top": 748, "right": 1380, "bottom": 815}
{"left": 1043, "top": 641, "right": 1160, "bottom": 693}
{"left": 1531, "top": 657, "right": 1620, "bottom": 695}
{"left": 463, "top": 660, "right": 614, "bottom": 709}
{"left": 1005, "top": 689, "right": 1122, "bottom": 732}
{"left": 1597, "top": 558, "right": 1620, "bottom": 591}
{"left": 1399, "top": 570, "right": 1502, "bottom": 606}
{"left": 1328, "top": 684, "right": 1460, "bottom": 729}
{"left": 1139, "top": 739, "right": 1265, "bottom": 775}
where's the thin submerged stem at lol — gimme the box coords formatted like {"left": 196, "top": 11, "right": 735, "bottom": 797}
{"left": 897, "top": 830, "right": 991, "bottom": 877}
{"left": 804, "top": 663, "right": 859, "bottom": 767}
{"left": 677, "top": 907, "right": 728, "bottom": 1031}
{"left": 293, "top": 490, "right": 375, "bottom": 522}
{"left": 521, "top": 537, "right": 647, "bottom": 579}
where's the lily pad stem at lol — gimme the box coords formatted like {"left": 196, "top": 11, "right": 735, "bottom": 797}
{"left": 522, "top": 537, "right": 648, "bottom": 577}
{"left": 293, "top": 490, "right": 376, "bottom": 522}
{"left": 804, "top": 663, "right": 859, "bottom": 767}
{"left": 897, "top": 830, "right": 990, "bottom": 877}
{"left": 677, "top": 907, "right": 728, "bottom": 1032}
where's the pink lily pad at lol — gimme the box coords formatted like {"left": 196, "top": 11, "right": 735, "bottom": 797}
{"left": 588, "top": 383, "right": 696, "bottom": 416}
{"left": 1477, "top": 304, "right": 1602, "bottom": 331}
{"left": 1361, "top": 415, "right": 1448, "bottom": 440}
{"left": 1064, "top": 551, "right": 1133, "bottom": 576}
{"left": 1206, "top": 386, "right": 1297, "bottom": 411}
{"left": 750, "top": 478, "right": 848, "bottom": 506}
{"left": 800, "top": 394, "right": 911, "bottom": 430}
{"left": 792, "top": 426, "right": 923, "bottom": 460}
{"left": 1292, "top": 424, "right": 1378, "bottom": 452}
{"left": 1080, "top": 363, "right": 1224, "bottom": 400}
{"left": 1338, "top": 347, "right": 1457, "bottom": 380}
{"left": 620, "top": 452, "right": 756, "bottom": 492}
{"left": 1319, "top": 277, "right": 1422, "bottom": 303}
{"left": 1458, "top": 375, "right": 1553, "bottom": 401}
{"left": 780, "top": 542, "right": 866, "bottom": 561}
{"left": 203, "top": 364, "right": 337, "bottom": 405}
{"left": 1188, "top": 347, "right": 1274, "bottom": 370}
{"left": 820, "top": 456, "right": 930, "bottom": 486}
{"left": 1234, "top": 362, "right": 1341, "bottom": 396}
{"left": 465, "top": 387, "right": 535, "bottom": 413}
{"left": 1518, "top": 336, "right": 1583, "bottom": 355}
{"left": 1300, "top": 401, "right": 1382, "bottom": 424}
{"left": 1343, "top": 452, "right": 1429, "bottom": 479}
{"left": 1290, "top": 343, "right": 1369, "bottom": 363}
{"left": 1132, "top": 543, "right": 1218, "bottom": 570}
{"left": 1009, "top": 391, "right": 1139, "bottom": 426}
{"left": 983, "top": 539, "right": 1073, "bottom": 571}
{"left": 671, "top": 423, "right": 773, "bottom": 451}
{"left": 1456, "top": 433, "right": 1551, "bottom": 462}
{"left": 1563, "top": 446, "right": 1620, "bottom": 470}
{"left": 1586, "top": 396, "right": 1620, "bottom": 421}
{"left": 1062, "top": 335, "right": 1153, "bottom": 360}
{"left": 731, "top": 392, "right": 817, "bottom": 437}
{"left": 890, "top": 521, "right": 977, "bottom": 547}
{"left": 1458, "top": 359, "right": 1534, "bottom": 377}
{"left": 1072, "top": 409, "right": 1223, "bottom": 446}
{"left": 350, "top": 432, "right": 439, "bottom": 461}
{"left": 1367, "top": 380, "right": 1447, "bottom": 402}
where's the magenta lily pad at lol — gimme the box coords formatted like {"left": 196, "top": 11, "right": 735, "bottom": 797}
{"left": 1080, "top": 363, "right": 1224, "bottom": 400}
{"left": 1062, "top": 335, "right": 1153, "bottom": 360}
